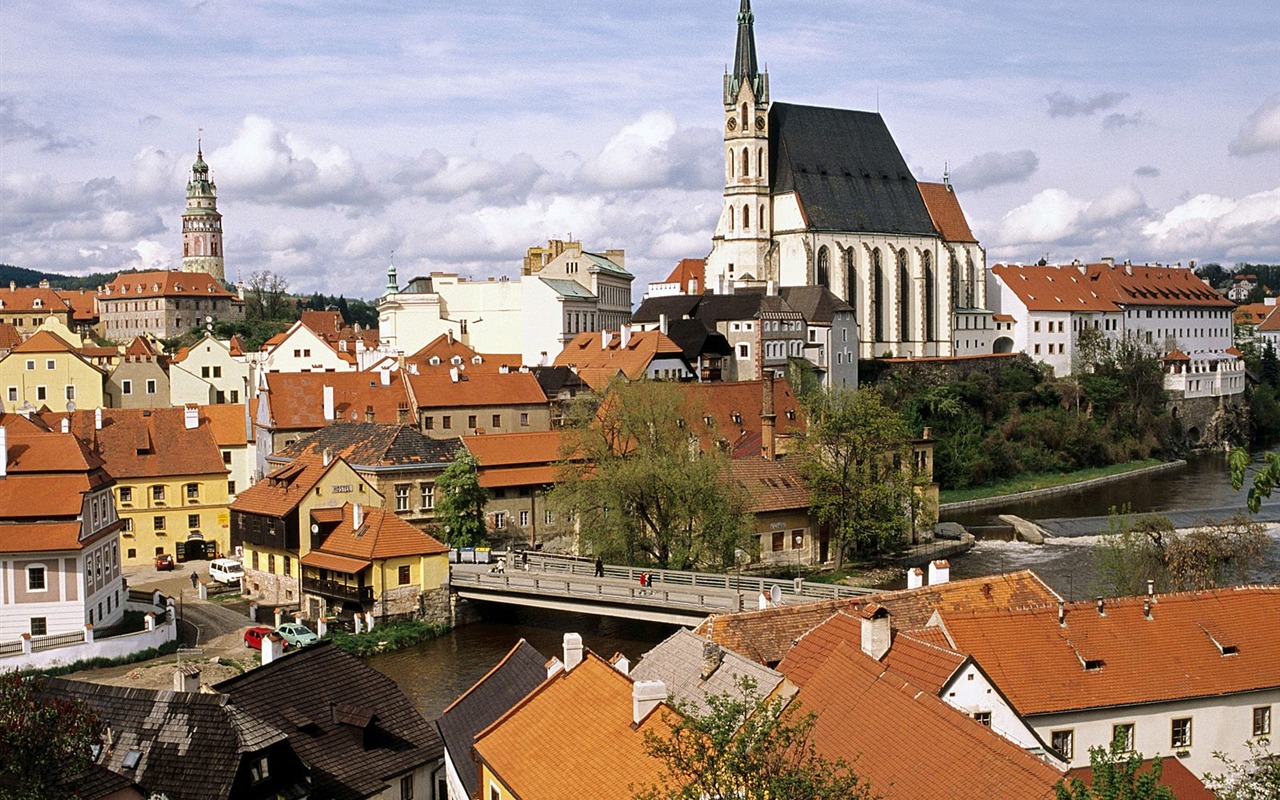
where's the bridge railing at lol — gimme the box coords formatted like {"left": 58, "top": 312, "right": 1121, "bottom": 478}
{"left": 488, "top": 551, "right": 875, "bottom": 603}
{"left": 450, "top": 570, "right": 744, "bottom": 613}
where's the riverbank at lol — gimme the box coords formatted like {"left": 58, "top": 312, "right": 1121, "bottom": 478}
{"left": 938, "top": 459, "right": 1184, "bottom": 513}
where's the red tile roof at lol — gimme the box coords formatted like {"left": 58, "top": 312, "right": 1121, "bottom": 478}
{"left": 679, "top": 377, "right": 806, "bottom": 459}
{"left": 0, "top": 416, "right": 113, "bottom": 521}
{"left": 199, "top": 404, "right": 248, "bottom": 447}
{"left": 553, "top": 330, "right": 685, "bottom": 387}
{"left": 261, "top": 372, "right": 411, "bottom": 431}
{"left": 99, "top": 270, "right": 237, "bottom": 300}
{"left": 299, "top": 549, "right": 370, "bottom": 574}
{"left": 919, "top": 181, "right": 978, "bottom": 243}
{"left": 990, "top": 265, "right": 1121, "bottom": 313}
{"left": 406, "top": 371, "right": 547, "bottom": 409}
{"left": 659, "top": 258, "right": 706, "bottom": 294}
{"left": 995, "top": 263, "right": 1232, "bottom": 314}
{"left": 935, "top": 586, "right": 1280, "bottom": 715}
{"left": 0, "top": 323, "right": 24, "bottom": 350}
{"left": 230, "top": 454, "right": 333, "bottom": 518}
{"left": 1090, "top": 263, "right": 1233, "bottom": 308}
{"left": 407, "top": 334, "right": 521, "bottom": 373}
{"left": 728, "top": 460, "right": 811, "bottom": 513}
{"left": 54, "top": 289, "right": 98, "bottom": 322}
{"left": 310, "top": 503, "right": 448, "bottom": 562}
{"left": 472, "top": 653, "right": 672, "bottom": 797}
{"left": 1065, "top": 758, "right": 1213, "bottom": 800}
{"left": 1257, "top": 306, "right": 1280, "bottom": 332}
{"left": 0, "top": 521, "right": 87, "bottom": 553}
{"left": 52, "top": 408, "right": 226, "bottom": 480}
{"left": 11, "top": 330, "right": 80, "bottom": 354}
{"left": 797, "top": 642, "right": 1062, "bottom": 799}
{"left": 463, "top": 431, "right": 564, "bottom": 467}
{"left": 1234, "top": 302, "right": 1273, "bottom": 327}
{"left": 0, "top": 285, "right": 73, "bottom": 315}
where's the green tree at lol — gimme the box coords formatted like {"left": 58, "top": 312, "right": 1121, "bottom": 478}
{"left": 1261, "top": 344, "right": 1280, "bottom": 388}
{"left": 434, "top": 451, "right": 488, "bottom": 547}
{"left": 795, "top": 386, "right": 929, "bottom": 565}
{"left": 0, "top": 671, "right": 104, "bottom": 799}
{"left": 1203, "top": 737, "right": 1280, "bottom": 800}
{"left": 1055, "top": 735, "right": 1176, "bottom": 800}
{"left": 549, "top": 379, "right": 751, "bottom": 570}
{"left": 1194, "top": 261, "right": 1229, "bottom": 289}
{"left": 636, "top": 678, "right": 876, "bottom": 800}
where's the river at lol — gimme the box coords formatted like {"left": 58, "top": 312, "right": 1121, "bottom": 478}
{"left": 371, "top": 451, "right": 1280, "bottom": 721}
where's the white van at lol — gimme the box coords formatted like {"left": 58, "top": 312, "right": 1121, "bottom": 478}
{"left": 209, "top": 558, "right": 243, "bottom": 585}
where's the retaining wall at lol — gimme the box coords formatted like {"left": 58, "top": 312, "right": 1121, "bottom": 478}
{"left": 939, "top": 460, "right": 1187, "bottom": 514}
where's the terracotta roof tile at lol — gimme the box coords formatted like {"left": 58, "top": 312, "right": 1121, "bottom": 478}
{"left": 659, "top": 258, "right": 706, "bottom": 294}
{"left": 100, "top": 270, "right": 237, "bottom": 300}
{"left": 0, "top": 521, "right": 87, "bottom": 552}
{"left": 680, "top": 377, "right": 805, "bottom": 459}
{"left": 553, "top": 330, "right": 685, "bottom": 385}
{"left": 1065, "top": 758, "right": 1213, "bottom": 800}
{"left": 54, "top": 289, "right": 98, "bottom": 322}
{"left": 407, "top": 334, "right": 522, "bottom": 373}
{"left": 277, "top": 421, "right": 461, "bottom": 468}
{"left": 919, "top": 181, "right": 978, "bottom": 243}
{"left": 472, "top": 654, "right": 671, "bottom": 797}
{"left": 299, "top": 550, "right": 371, "bottom": 573}
{"left": 52, "top": 408, "right": 226, "bottom": 480}
{"left": 1257, "top": 306, "right": 1280, "bottom": 332}
{"left": 991, "top": 265, "right": 1121, "bottom": 313}
{"left": 407, "top": 370, "right": 547, "bottom": 409}
{"left": 230, "top": 454, "right": 332, "bottom": 517}
{"left": 262, "top": 372, "right": 411, "bottom": 431}
{"left": 728, "top": 459, "right": 811, "bottom": 513}
{"left": 311, "top": 503, "right": 448, "bottom": 561}
{"left": 11, "top": 329, "right": 79, "bottom": 354}
{"left": 798, "top": 642, "right": 1061, "bottom": 799}
{"left": 0, "top": 323, "right": 23, "bottom": 350}
{"left": 199, "top": 404, "right": 248, "bottom": 447}
{"left": 0, "top": 285, "right": 73, "bottom": 314}
{"left": 463, "top": 430, "right": 564, "bottom": 467}
{"left": 1234, "top": 302, "right": 1273, "bottom": 326}
{"left": 937, "top": 586, "right": 1280, "bottom": 715}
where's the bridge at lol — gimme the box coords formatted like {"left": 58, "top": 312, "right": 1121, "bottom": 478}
{"left": 450, "top": 553, "right": 875, "bottom": 626}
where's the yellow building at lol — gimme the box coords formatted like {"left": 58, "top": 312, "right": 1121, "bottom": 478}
{"left": 301, "top": 503, "right": 450, "bottom": 626}
{"left": 229, "top": 454, "right": 382, "bottom": 611}
{"left": 1, "top": 331, "right": 106, "bottom": 412}
{"left": 56, "top": 406, "right": 230, "bottom": 566}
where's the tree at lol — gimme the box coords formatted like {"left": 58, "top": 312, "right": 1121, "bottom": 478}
{"left": 1194, "top": 261, "right": 1229, "bottom": 289}
{"left": 1203, "top": 737, "right": 1280, "bottom": 800}
{"left": 635, "top": 678, "right": 876, "bottom": 800}
{"left": 1055, "top": 735, "right": 1176, "bottom": 800}
{"left": 244, "top": 270, "right": 290, "bottom": 322}
{"left": 434, "top": 451, "right": 488, "bottom": 547}
{"left": 0, "top": 671, "right": 104, "bottom": 799}
{"left": 1093, "top": 510, "right": 1267, "bottom": 596}
{"left": 795, "top": 386, "right": 929, "bottom": 565}
{"left": 548, "top": 379, "right": 752, "bottom": 570}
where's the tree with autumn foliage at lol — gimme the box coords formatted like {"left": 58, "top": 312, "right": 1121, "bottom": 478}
{"left": 0, "top": 671, "right": 104, "bottom": 799}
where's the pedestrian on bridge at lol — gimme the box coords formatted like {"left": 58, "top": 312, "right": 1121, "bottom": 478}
{"left": 595, "top": 557, "right": 604, "bottom": 578}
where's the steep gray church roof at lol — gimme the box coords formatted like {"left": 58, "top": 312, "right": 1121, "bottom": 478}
{"left": 769, "top": 102, "right": 939, "bottom": 237}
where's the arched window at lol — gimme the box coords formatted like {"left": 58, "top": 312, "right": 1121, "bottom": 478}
{"left": 898, "top": 249, "right": 911, "bottom": 342}
{"left": 742, "top": 204, "right": 750, "bottom": 229}
{"left": 729, "top": 207, "right": 735, "bottom": 231}
{"left": 741, "top": 103, "right": 749, "bottom": 130}
{"left": 873, "top": 249, "right": 885, "bottom": 343}
{"left": 759, "top": 204, "right": 766, "bottom": 231}
{"left": 757, "top": 148, "right": 764, "bottom": 178}
{"left": 844, "top": 248, "right": 857, "bottom": 311}
{"left": 816, "top": 246, "right": 830, "bottom": 288}
{"left": 924, "top": 252, "right": 936, "bottom": 342}
{"left": 950, "top": 254, "right": 960, "bottom": 307}
{"left": 728, "top": 151, "right": 734, "bottom": 179}
{"left": 741, "top": 147, "right": 750, "bottom": 177}
{"left": 966, "top": 253, "right": 976, "bottom": 307}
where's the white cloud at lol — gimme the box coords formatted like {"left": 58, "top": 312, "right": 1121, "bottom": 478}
{"left": 577, "top": 112, "right": 719, "bottom": 191}
{"left": 1229, "top": 93, "right": 1280, "bottom": 157}
{"left": 1045, "top": 90, "right": 1129, "bottom": 118}
{"left": 1142, "top": 187, "right": 1280, "bottom": 255}
{"left": 949, "top": 150, "right": 1039, "bottom": 192}
{"left": 392, "top": 149, "right": 546, "bottom": 204}
{"left": 127, "top": 239, "right": 173, "bottom": 270}
{"left": 997, "top": 185, "right": 1149, "bottom": 248}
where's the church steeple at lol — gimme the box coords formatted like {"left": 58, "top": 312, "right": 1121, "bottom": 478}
{"left": 182, "top": 137, "right": 225, "bottom": 281}
{"left": 725, "top": 0, "right": 768, "bottom": 107}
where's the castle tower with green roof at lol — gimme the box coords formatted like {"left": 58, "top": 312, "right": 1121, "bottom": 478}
{"left": 181, "top": 140, "right": 225, "bottom": 281}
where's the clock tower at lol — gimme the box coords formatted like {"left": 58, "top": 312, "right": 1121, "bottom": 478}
{"left": 181, "top": 140, "right": 225, "bottom": 281}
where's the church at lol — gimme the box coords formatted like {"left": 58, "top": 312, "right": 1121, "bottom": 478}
{"left": 705, "top": 1, "right": 991, "bottom": 360}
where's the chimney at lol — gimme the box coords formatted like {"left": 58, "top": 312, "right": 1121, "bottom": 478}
{"left": 1143, "top": 598, "right": 1152, "bottom": 620}
{"left": 700, "top": 640, "right": 724, "bottom": 680}
{"left": 365, "top": 404, "right": 375, "bottom": 423}
{"left": 928, "top": 559, "right": 950, "bottom": 585}
{"left": 94, "top": 407, "right": 103, "bottom": 430}
{"left": 1101, "top": 257, "right": 1115, "bottom": 266}
{"left": 859, "top": 603, "right": 891, "bottom": 661}
{"left": 61, "top": 418, "right": 70, "bottom": 434}
{"left": 605, "top": 248, "right": 625, "bottom": 269}
{"left": 659, "top": 313, "right": 668, "bottom": 335}
{"left": 546, "top": 657, "right": 564, "bottom": 680}
{"left": 766, "top": 279, "right": 777, "bottom": 296}
{"left": 620, "top": 324, "right": 632, "bottom": 349}
{"left": 614, "top": 655, "right": 630, "bottom": 675}
{"left": 1096, "top": 596, "right": 1106, "bottom": 616}
{"left": 322, "top": 447, "right": 333, "bottom": 467}
{"left": 323, "top": 385, "right": 335, "bottom": 421}
{"left": 380, "top": 368, "right": 391, "bottom": 386}
{"left": 563, "top": 632, "right": 583, "bottom": 671}
{"left": 173, "top": 663, "right": 201, "bottom": 693}
{"left": 184, "top": 404, "right": 199, "bottom": 430}
{"left": 907, "top": 567, "right": 924, "bottom": 590}
{"left": 1147, "top": 579, "right": 1155, "bottom": 599}
{"left": 632, "top": 680, "right": 666, "bottom": 725}
{"left": 601, "top": 329, "right": 610, "bottom": 350}
{"left": 262, "top": 632, "right": 284, "bottom": 665}
{"left": 353, "top": 503, "right": 364, "bottom": 529}
{"left": 449, "top": 367, "right": 459, "bottom": 383}
{"left": 761, "top": 373, "right": 776, "bottom": 461}
{"left": 1058, "top": 601, "right": 1066, "bottom": 627}
{"left": 0, "top": 426, "right": 6, "bottom": 478}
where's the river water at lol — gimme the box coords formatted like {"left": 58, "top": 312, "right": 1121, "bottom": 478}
{"left": 371, "top": 452, "right": 1280, "bottom": 721}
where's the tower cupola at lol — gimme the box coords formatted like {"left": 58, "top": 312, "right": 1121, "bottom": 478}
{"left": 181, "top": 137, "right": 225, "bottom": 281}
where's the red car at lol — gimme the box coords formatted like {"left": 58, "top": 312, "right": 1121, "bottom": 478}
{"left": 155, "top": 553, "right": 175, "bottom": 571}
{"left": 243, "top": 626, "right": 289, "bottom": 651}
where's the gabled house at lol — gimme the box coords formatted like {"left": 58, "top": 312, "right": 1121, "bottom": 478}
{"left": 169, "top": 332, "right": 252, "bottom": 406}
{"left": 629, "top": 628, "right": 787, "bottom": 715}
{"left": 0, "top": 330, "right": 107, "bottom": 411}
{"left": 45, "top": 678, "right": 311, "bottom": 800}
{"left": 51, "top": 406, "right": 230, "bottom": 568}
{"left": 437, "top": 639, "right": 549, "bottom": 800}
{"left": 728, "top": 459, "right": 825, "bottom": 566}
{"left": 301, "top": 502, "right": 450, "bottom": 627}
{"left": 407, "top": 370, "right": 551, "bottom": 438}
{"left": 106, "top": 337, "right": 170, "bottom": 410}
{"left": 929, "top": 585, "right": 1280, "bottom": 778}
{"left": 0, "top": 280, "right": 75, "bottom": 335}
{"left": 230, "top": 453, "right": 383, "bottom": 611}
{"left": 0, "top": 415, "right": 126, "bottom": 639}
{"left": 406, "top": 333, "right": 521, "bottom": 375}
{"left": 644, "top": 257, "right": 705, "bottom": 299}
{"left": 216, "top": 641, "right": 445, "bottom": 800}
{"left": 552, "top": 327, "right": 692, "bottom": 389}
{"left": 259, "top": 319, "right": 357, "bottom": 374}
{"left": 462, "top": 430, "right": 570, "bottom": 547}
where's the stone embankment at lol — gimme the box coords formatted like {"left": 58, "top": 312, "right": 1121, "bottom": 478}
{"left": 938, "top": 460, "right": 1186, "bottom": 514}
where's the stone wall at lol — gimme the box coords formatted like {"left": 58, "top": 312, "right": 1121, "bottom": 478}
{"left": 1168, "top": 393, "right": 1249, "bottom": 448}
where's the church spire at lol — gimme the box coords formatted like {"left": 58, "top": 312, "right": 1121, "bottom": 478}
{"left": 724, "top": 0, "right": 768, "bottom": 107}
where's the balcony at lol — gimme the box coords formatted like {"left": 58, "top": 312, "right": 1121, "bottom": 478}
{"left": 301, "top": 575, "right": 373, "bottom": 604}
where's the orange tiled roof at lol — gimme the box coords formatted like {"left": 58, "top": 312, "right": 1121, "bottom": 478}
{"left": 1065, "top": 758, "right": 1213, "bottom": 800}
{"left": 660, "top": 258, "right": 706, "bottom": 294}
{"left": 1088, "top": 263, "right": 1233, "bottom": 308}
{"left": 463, "top": 431, "right": 564, "bottom": 467}
{"left": 728, "top": 460, "right": 811, "bottom": 513}
{"left": 0, "top": 417, "right": 112, "bottom": 520}
{"left": 993, "top": 313, "right": 1015, "bottom": 322}
{"left": 553, "top": 330, "right": 685, "bottom": 385}
{"left": 1163, "top": 348, "right": 1191, "bottom": 362}
{"left": 230, "top": 454, "right": 332, "bottom": 517}
{"left": 52, "top": 407, "right": 226, "bottom": 480}
{"left": 919, "top": 181, "right": 978, "bottom": 243}
{"left": 407, "top": 334, "right": 521, "bottom": 373}
{"left": 472, "top": 653, "right": 672, "bottom": 797}
{"left": 406, "top": 371, "right": 547, "bottom": 410}
{"left": 936, "top": 585, "right": 1280, "bottom": 715}
{"left": 798, "top": 642, "right": 1061, "bottom": 799}
{"left": 0, "top": 323, "right": 22, "bottom": 350}
{"left": 99, "top": 270, "right": 237, "bottom": 300}
{"left": 1234, "top": 302, "right": 1273, "bottom": 327}
{"left": 199, "top": 405, "right": 248, "bottom": 447}
{"left": 0, "top": 521, "right": 87, "bottom": 553}
{"left": 310, "top": 504, "right": 448, "bottom": 562}
{"left": 123, "top": 337, "right": 161, "bottom": 359}
{"left": 1257, "top": 306, "right": 1280, "bottom": 333}
{"left": 261, "top": 372, "right": 411, "bottom": 431}
{"left": 991, "top": 265, "right": 1122, "bottom": 313}
{"left": 680, "top": 377, "right": 806, "bottom": 459}
{"left": 54, "top": 289, "right": 98, "bottom": 322}
{"left": 11, "top": 330, "right": 79, "bottom": 354}
{"left": 0, "top": 285, "right": 72, "bottom": 315}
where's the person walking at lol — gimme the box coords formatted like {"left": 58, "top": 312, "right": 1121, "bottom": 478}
{"left": 595, "top": 557, "right": 604, "bottom": 578}
{"left": 189, "top": 570, "right": 199, "bottom": 590}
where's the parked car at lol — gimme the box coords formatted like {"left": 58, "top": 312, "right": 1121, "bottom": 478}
{"left": 243, "top": 626, "right": 289, "bottom": 651}
{"left": 273, "top": 623, "right": 319, "bottom": 648}
{"left": 155, "top": 553, "right": 175, "bottom": 571}
{"left": 208, "top": 558, "right": 243, "bottom": 585}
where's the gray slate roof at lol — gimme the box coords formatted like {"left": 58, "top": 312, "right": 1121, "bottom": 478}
{"left": 539, "top": 277, "right": 597, "bottom": 299}
{"left": 778, "top": 285, "right": 855, "bottom": 324}
{"left": 436, "top": 639, "right": 548, "bottom": 799}
{"left": 215, "top": 641, "right": 443, "bottom": 800}
{"left": 631, "top": 629, "right": 785, "bottom": 716}
{"left": 769, "top": 102, "right": 939, "bottom": 237}
{"left": 665, "top": 318, "right": 734, "bottom": 360}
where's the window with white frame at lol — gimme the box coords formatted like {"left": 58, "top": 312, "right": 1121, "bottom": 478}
{"left": 1112, "top": 723, "right": 1134, "bottom": 752}
{"left": 1171, "top": 718, "right": 1192, "bottom": 749}
{"left": 26, "top": 565, "right": 46, "bottom": 591}
{"left": 1254, "top": 706, "right": 1271, "bottom": 737}
{"left": 737, "top": 343, "right": 750, "bottom": 359}
{"left": 1051, "top": 730, "right": 1074, "bottom": 760}
{"left": 395, "top": 484, "right": 410, "bottom": 511}
{"left": 420, "top": 483, "right": 434, "bottom": 510}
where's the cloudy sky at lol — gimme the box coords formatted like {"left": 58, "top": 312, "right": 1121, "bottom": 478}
{"left": 3, "top": 0, "right": 1278, "bottom": 298}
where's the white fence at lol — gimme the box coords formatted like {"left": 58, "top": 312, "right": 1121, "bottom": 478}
{"left": 0, "top": 593, "right": 176, "bottom": 671}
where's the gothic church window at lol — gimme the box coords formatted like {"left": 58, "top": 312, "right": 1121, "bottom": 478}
{"left": 742, "top": 103, "right": 749, "bottom": 130}
{"left": 924, "top": 252, "right": 936, "bottom": 342}
{"left": 898, "top": 249, "right": 911, "bottom": 342}
{"left": 742, "top": 147, "right": 750, "bottom": 177}
{"left": 757, "top": 148, "right": 764, "bottom": 177}
{"left": 817, "top": 246, "right": 830, "bottom": 288}
{"left": 873, "top": 249, "right": 885, "bottom": 343}
{"left": 743, "top": 205, "right": 750, "bottom": 229}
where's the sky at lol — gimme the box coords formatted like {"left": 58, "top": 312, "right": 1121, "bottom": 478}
{"left": 2, "top": 0, "right": 1278, "bottom": 299}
